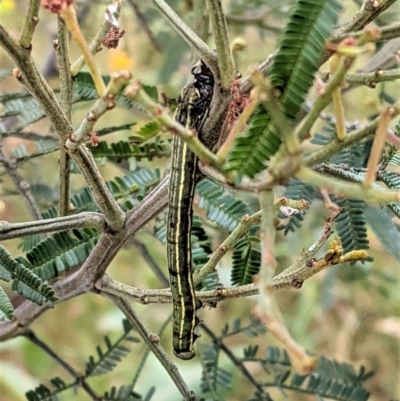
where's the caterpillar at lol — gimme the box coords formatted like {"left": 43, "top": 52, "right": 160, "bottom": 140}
{"left": 167, "top": 61, "right": 214, "bottom": 360}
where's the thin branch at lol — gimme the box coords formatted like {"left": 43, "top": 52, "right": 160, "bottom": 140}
{"left": 23, "top": 330, "right": 100, "bottom": 401}
{"left": 217, "top": 86, "right": 259, "bottom": 161}
{"left": 199, "top": 164, "right": 261, "bottom": 193}
{"left": 193, "top": 0, "right": 210, "bottom": 42}
{"left": 66, "top": 71, "right": 132, "bottom": 148}
{"left": 59, "top": 4, "right": 106, "bottom": 95}
{"left": 58, "top": 143, "right": 71, "bottom": 216}
{"left": 240, "top": 53, "right": 275, "bottom": 95}
{"left": 72, "top": 147, "right": 126, "bottom": 231}
{"left": 151, "top": 0, "right": 218, "bottom": 76}
{"left": 193, "top": 211, "right": 262, "bottom": 285}
{"left": 336, "top": 20, "right": 400, "bottom": 43}
{"left": 295, "top": 56, "right": 354, "bottom": 142}
{"left": 0, "top": 18, "right": 127, "bottom": 231}
{"left": 342, "top": 67, "right": 400, "bottom": 85}
{"left": 125, "top": 83, "right": 223, "bottom": 169}
{"left": 320, "top": 0, "right": 399, "bottom": 65}
{"left": 357, "top": 38, "right": 400, "bottom": 73}
{"left": 251, "top": 71, "right": 300, "bottom": 155}
{"left": 130, "top": 313, "right": 173, "bottom": 388}
{"left": 55, "top": 16, "right": 73, "bottom": 217}
{"left": 334, "top": 0, "right": 399, "bottom": 39}
{"left": 255, "top": 191, "right": 316, "bottom": 375}
{"left": 0, "top": 144, "right": 41, "bottom": 221}
{"left": 303, "top": 103, "right": 400, "bottom": 166}
{"left": 19, "top": 0, "right": 40, "bottom": 49}
{"left": 201, "top": 324, "right": 272, "bottom": 400}
{"left": 133, "top": 239, "right": 168, "bottom": 285}
{"left": 364, "top": 108, "right": 391, "bottom": 186}
{"left": 125, "top": 175, "right": 169, "bottom": 234}
{"left": 205, "top": 0, "right": 235, "bottom": 89}
{"left": 0, "top": 212, "right": 105, "bottom": 241}
{"left": 0, "top": 23, "right": 73, "bottom": 139}
{"left": 295, "top": 165, "right": 400, "bottom": 204}
{"left": 102, "top": 293, "right": 199, "bottom": 401}
{"left": 70, "top": 2, "right": 122, "bottom": 76}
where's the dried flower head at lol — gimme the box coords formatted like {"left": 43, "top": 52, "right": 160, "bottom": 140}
{"left": 41, "top": 0, "right": 73, "bottom": 13}
{"left": 102, "top": 26, "right": 125, "bottom": 49}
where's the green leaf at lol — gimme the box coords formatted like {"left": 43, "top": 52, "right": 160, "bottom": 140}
{"left": 19, "top": 229, "right": 100, "bottom": 281}
{"left": 226, "top": 0, "right": 342, "bottom": 179}
{"left": 332, "top": 197, "right": 369, "bottom": 254}
{"left": 364, "top": 206, "right": 400, "bottom": 262}
{"left": 89, "top": 139, "right": 169, "bottom": 162}
{"left": 0, "top": 286, "right": 14, "bottom": 321}
{"left": 85, "top": 319, "right": 139, "bottom": 377}
{"left": 73, "top": 72, "right": 131, "bottom": 109}
{"left": 224, "top": 107, "right": 280, "bottom": 178}
{"left": 26, "top": 378, "right": 68, "bottom": 401}
{"left": 269, "top": 0, "right": 342, "bottom": 119}
{"left": 131, "top": 120, "right": 162, "bottom": 142}
{"left": 231, "top": 235, "right": 261, "bottom": 285}
{"left": 196, "top": 179, "right": 251, "bottom": 231}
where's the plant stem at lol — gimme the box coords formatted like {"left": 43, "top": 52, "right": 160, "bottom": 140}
{"left": 303, "top": 103, "right": 400, "bottom": 166}
{"left": 60, "top": 4, "right": 106, "bottom": 95}
{"left": 0, "top": 212, "right": 105, "bottom": 241}
{"left": 193, "top": 211, "right": 262, "bottom": 285}
{"left": 295, "top": 57, "right": 351, "bottom": 142}
{"left": 70, "top": 2, "right": 122, "bottom": 76}
{"left": 19, "top": 0, "right": 40, "bottom": 49}
{"left": 295, "top": 165, "right": 400, "bottom": 204}
{"left": 151, "top": 0, "right": 218, "bottom": 76}
{"left": 205, "top": 0, "right": 235, "bottom": 88}
{"left": 104, "top": 294, "right": 199, "bottom": 401}
{"left": 23, "top": 330, "right": 100, "bottom": 400}
{"left": 67, "top": 71, "right": 132, "bottom": 148}
{"left": 55, "top": 16, "right": 73, "bottom": 217}
{"left": 125, "top": 83, "right": 223, "bottom": 169}
{"left": 364, "top": 108, "right": 392, "bottom": 186}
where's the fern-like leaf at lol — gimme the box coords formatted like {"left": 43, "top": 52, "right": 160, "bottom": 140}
{"left": 221, "top": 316, "right": 266, "bottom": 338}
{"left": 131, "top": 120, "right": 161, "bottom": 142}
{"left": 85, "top": 319, "right": 139, "bottom": 377}
{"left": 196, "top": 179, "right": 252, "bottom": 231}
{"left": 25, "top": 377, "right": 68, "bottom": 401}
{"left": 199, "top": 344, "right": 232, "bottom": 394}
{"left": 0, "top": 94, "right": 45, "bottom": 129}
{"left": 311, "top": 122, "right": 368, "bottom": 168}
{"left": 0, "top": 245, "right": 56, "bottom": 306}
{"left": 103, "top": 384, "right": 145, "bottom": 401}
{"left": 223, "top": 107, "right": 281, "bottom": 178}
{"left": 226, "top": 0, "right": 342, "bottom": 178}
{"left": 378, "top": 170, "right": 400, "bottom": 219}
{"left": 332, "top": 198, "right": 369, "bottom": 254}
{"left": 73, "top": 72, "right": 158, "bottom": 110}
{"left": 246, "top": 347, "right": 371, "bottom": 401}
{"left": 90, "top": 139, "right": 169, "bottom": 162}
{"left": 0, "top": 286, "right": 14, "bottom": 321}
{"left": 269, "top": 0, "right": 342, "bottom": 119}
{"left": 230, "top": 235, "right": 261, "bottom": 286}
{"left": 16, "top": 229, "right": 100, "bottom": 281}
{"left": 41, "top": 168, "right": 160, "bottom": 219}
